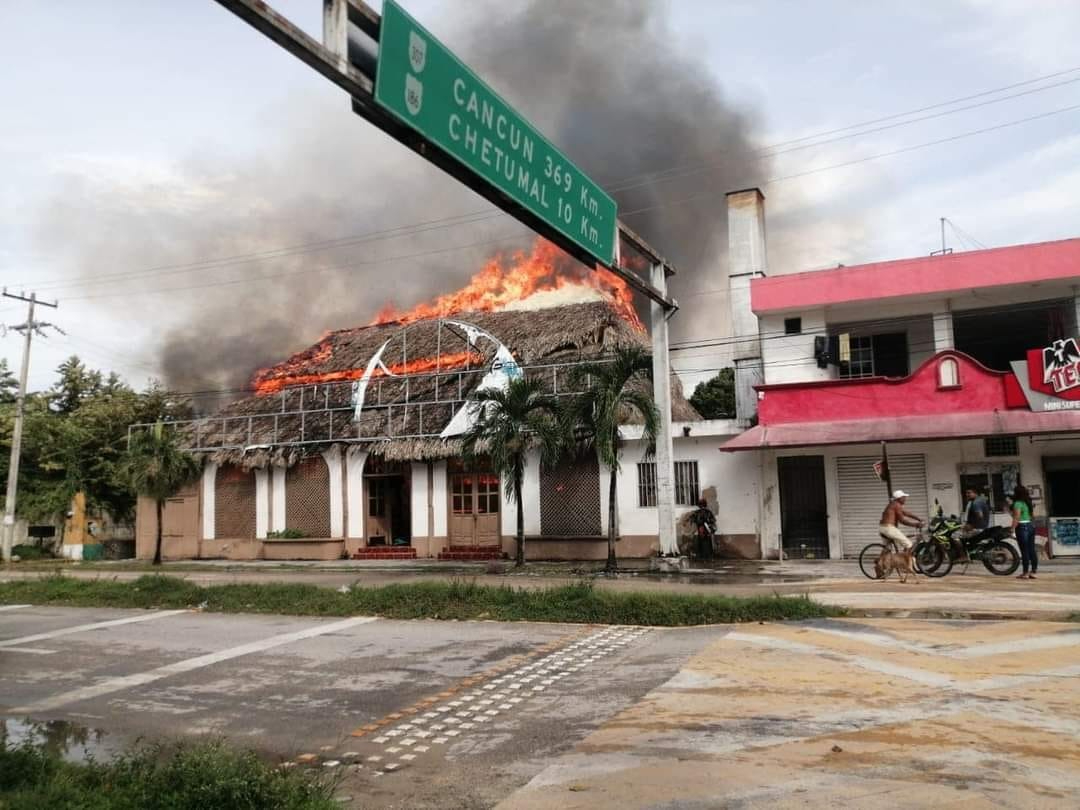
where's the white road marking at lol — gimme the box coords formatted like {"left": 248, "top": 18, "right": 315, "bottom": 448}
{"left": 805, "top": 624, "right": 1080, "bottom": 660}
{"left": 0, "top": 609, "right": 188, "bottom": 649}
{"left": 727, "top": 632, "right": 957, "bottom": 688}
{"left": 11, "top": 615, "right": 377, "bottom": 714}
{"left": 2, "top": 646, "right": 57, "bottom": 655}
{"left": 953, "top": 631, "right": 1080, "bottom": 659}
{"left": 0, "top": 604, "right": 32, "bottom": 612}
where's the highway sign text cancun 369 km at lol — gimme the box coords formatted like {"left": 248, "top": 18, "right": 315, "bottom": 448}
{"left": 374, "top": 0, "right": 618, "bottom": 267}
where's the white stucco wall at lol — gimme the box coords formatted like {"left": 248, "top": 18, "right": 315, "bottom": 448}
{"left": 617, "top": 428, "right": 759, "bottom": 539}
{"left": 322, "top": 446, "right": 344, "bottom": 538}
{"left": 759, "top": 309, "right": 830, "bottom": 385}
{"left": 431, "top": 460, "right": 448, "bottom": 538}
{"left": 345, "top": 449, "right": 367, "bottom": 538}
{"left": 201, "top": 463, "right": 217, "bottom": 540}
{"left": 411, "top": 462, "right": 429, "bottom": 538}
{"left": 254, "top": 468, "right": 269, "bottom": 539}
{"left": 271, "top": 465, "right": 286, "bottom": 532}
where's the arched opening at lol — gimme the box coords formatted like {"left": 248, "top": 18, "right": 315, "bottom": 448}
{"left": 938, "top": 356, "right": 960, "bottom": 389}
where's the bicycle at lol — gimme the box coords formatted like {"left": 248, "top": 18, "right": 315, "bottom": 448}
{"left": 858, "top": 528, "right": 942, "bottom": 580}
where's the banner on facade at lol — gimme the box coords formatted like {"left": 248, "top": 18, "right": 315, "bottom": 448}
{"left": 1010, "top": 337, "right": 1080, "bottom": 412}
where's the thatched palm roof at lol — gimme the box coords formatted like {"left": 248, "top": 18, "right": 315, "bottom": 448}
{"left": 194, "top": 301, "right": 698, "bottom": 467}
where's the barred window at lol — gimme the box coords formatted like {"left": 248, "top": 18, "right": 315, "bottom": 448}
{"left": 637, "top": 463, "right": 657, "bottom": 507}
{"left": 637, "top": 461, "right": 699, "bottom": 507}
{"left": 984, "top": 436, "right": 1019, "bottom": 457}
{"left": 674, "top": 461, "right": 700, "bottom": 505}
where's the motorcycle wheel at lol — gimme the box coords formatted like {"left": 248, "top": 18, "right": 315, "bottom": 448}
{"left": 859, "top": 543, "right": 888, "bottom": 580}
{"left": 982, "top": 540, "right": 1020, "bottom": 576}
{"left": 914, "top": 541, "right": 950, "bottom": 577}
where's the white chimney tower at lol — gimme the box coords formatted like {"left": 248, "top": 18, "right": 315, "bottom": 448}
{"left": 725, "top": 188, "right": 767, "bottom": 426}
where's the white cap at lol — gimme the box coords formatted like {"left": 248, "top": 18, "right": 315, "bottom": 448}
{"left": 892, "top": 489, "right": 910, "bottom": 499}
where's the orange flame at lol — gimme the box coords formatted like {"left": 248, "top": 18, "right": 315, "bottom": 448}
{"left": 249, "top": 238, "right": 642, "bottom": 397}
{"left": 251, "top": 350, "right": 483, "bottom": 397}
{"left": 372, "top": 238, "right": 642, "bottom": 329}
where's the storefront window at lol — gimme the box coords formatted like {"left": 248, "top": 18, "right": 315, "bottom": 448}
{"left": 960, "top": 463, "right": 1020, "bottom": 513}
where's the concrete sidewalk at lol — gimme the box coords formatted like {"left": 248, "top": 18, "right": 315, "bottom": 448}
{"left": 4, "top": 558, "right": 1079, "bottom": 619}
{"left": 499, "top": 618, "right": 1080, "bottom": 809}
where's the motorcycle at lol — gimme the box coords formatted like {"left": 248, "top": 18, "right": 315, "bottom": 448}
{"left": 915, "top": 500, "right": 1020, "bottom": 577}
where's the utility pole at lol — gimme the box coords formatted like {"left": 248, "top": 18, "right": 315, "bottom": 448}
{"left": 2, "top": 290, "right": 59, "bottom": 563}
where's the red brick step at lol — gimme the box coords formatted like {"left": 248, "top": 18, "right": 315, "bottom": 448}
{"left": 351, "top": 547, "right": 417, "bottom": 560}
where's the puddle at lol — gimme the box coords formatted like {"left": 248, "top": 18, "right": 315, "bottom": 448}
{"left": 1, "top": 717, "right": 119, "bottom": 763}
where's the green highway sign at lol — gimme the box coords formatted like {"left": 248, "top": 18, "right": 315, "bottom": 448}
{"left": 374, "top": 0, "right": 618, "bottom": 266}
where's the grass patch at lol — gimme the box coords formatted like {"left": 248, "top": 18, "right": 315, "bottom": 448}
{"left": 0, "top": 738, "right": 337, "bottom": 810}
{"left": 0, "top": 574, "right": 837, "bottom": 625}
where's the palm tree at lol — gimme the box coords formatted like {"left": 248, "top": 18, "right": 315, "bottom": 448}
{"left": 124, "top": 423, "right": 200, "bottom": 565}
{"left": 459, "top": 376, "right": 564, "bottom": 567}
{"left": 570, "top": 346, "right": 659, "bottom": 573}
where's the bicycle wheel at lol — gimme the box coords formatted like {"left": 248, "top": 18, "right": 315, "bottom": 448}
{"left": 982, "top": 540, "right": 1020, "bottom": 576}
{"left": 914, "top": 541, "right": 951, "bottom": 577}
{"left": 859, "top": 543, "right": 888, "bottom": 579}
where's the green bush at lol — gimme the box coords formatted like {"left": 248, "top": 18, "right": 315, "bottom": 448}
{"left": 11, "top": 544, "right": 50, "bottom": 561}
{"left": 0, "top": 574, "right": 838, "bottom": 625}
{"left": 266, "top": 529, "right": 307, "bottom": 539}
{"left": 0, "top": 738, "right": 338, "bottom": 809}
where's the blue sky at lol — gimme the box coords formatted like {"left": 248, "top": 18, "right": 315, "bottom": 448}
{"left": 2, "top": 0, "right": 1079, "bottom": 392}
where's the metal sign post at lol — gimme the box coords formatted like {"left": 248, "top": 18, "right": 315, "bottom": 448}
{"left": 213, "top": 0, "right": 676, "bottom": 310}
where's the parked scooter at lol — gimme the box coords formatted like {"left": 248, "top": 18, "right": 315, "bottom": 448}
{"left": 916, "top": 500, "right": 1020, "bottom": 577}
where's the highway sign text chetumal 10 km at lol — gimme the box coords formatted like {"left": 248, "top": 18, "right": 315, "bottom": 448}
{"left": 374, "top": 0, "right": 618, "bottom": 266}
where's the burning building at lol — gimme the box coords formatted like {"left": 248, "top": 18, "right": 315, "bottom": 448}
{"left": 134, "top": 241, "right": 757, "bottom": 562}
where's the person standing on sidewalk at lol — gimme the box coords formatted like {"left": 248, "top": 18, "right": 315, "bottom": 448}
{"left": 1011, "top": 485, "right": 1037, "bottom": 579}
{"left": 689, "top": 499, "right": 717, "bottom": 560}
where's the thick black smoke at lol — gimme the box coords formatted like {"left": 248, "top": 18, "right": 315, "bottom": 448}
{"left": 466, "top": 0, "right": 765, "bottom": 276}
{"left": 35, "top": 0, "right": 766, "bottom": 405}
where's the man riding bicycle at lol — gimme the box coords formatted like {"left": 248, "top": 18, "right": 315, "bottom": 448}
{"left": 879, "top": 489, "right": 924, "bottom": 550}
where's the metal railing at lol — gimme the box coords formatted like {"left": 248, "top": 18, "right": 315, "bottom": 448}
{"left": 129, "top": 358, "right": 605, "bottom": 452}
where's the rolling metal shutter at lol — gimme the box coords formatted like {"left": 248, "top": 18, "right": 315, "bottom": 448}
{"left": 837, "top": 454, "right": 928, "bottom": 558}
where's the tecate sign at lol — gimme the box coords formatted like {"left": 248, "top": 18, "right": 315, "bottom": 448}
{"left": 1039, "top": 338, "right": 1080, "bottom": 395}
{"left": 1010, "top": 337, "right": 1080, "bottom": 412}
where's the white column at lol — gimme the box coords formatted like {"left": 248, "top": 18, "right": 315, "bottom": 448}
{"left": 523, "top": 450, "right": 542, "bottom": 536}
{"left": 254, "top": 468, "right": 269, "bottom": 539}
{"left": 201, "top": 463, "right": 217, "bottom": 540}
{"left": 431, "top": 460, "right": 448, "bottom": 538}
{"left": 346, "top": 448, "right": 368, "bottom": 538}
{"left": 323, "top": 446, "right": 344, "bottom": 538}
{"left": 271, "top": 465, "right": 286, "bottom": 532}
{"left": 932, "top": 304, "right": 954, "bottom": 352}
{"left": 410, "top": 461, "right": 428, "bottom": 538}
{"left": 651, "top": 262, "right": 678, "bottom": 556}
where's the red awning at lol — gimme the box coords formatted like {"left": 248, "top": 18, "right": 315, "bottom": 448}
{"left": 721, "top": 410, "right": 1080, "bottom": 451}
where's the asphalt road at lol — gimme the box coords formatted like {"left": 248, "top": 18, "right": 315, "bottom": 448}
{"left": 0, "top": 605, "right": 709, "bottom": 808}
{"left": 3, "top": 606, "right": 1079, "bottom": 808}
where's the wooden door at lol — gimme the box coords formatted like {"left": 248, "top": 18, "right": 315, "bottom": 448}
{"left": 449, "top": 467, "right": 501, "bottom": 547}
{"left": 777, "top": 456, "right": 829, "bottom": 559}
{"left": 474, "top": 473, "right": 501, "bottom": 547}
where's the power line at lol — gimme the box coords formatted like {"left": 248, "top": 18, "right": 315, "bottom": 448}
{"left": 621, "top": 101, "right": 1080, "bottom": 220}
{"left": 14, "top": 65, "right": 1080, "bottom": 294}
{"left": 607, "top": 73, "right": 1080, "bottom": 195}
